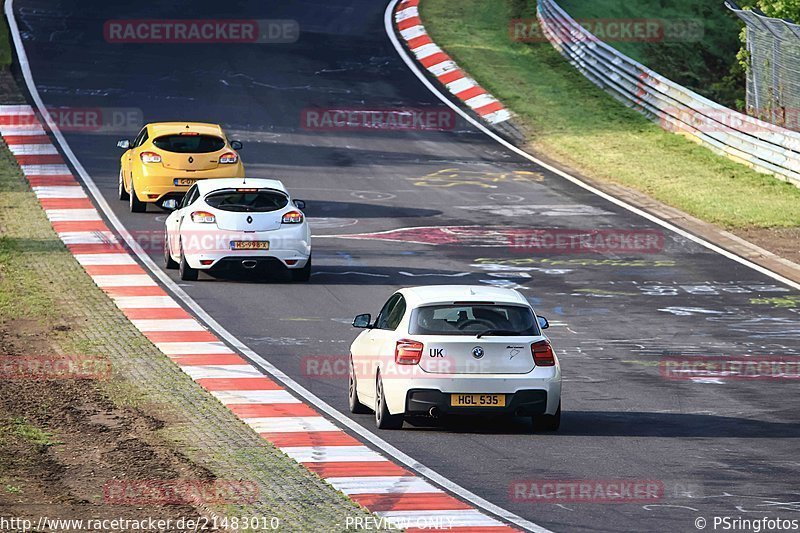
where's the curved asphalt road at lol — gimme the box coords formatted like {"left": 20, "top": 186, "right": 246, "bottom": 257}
{"left": 11, "top": 0, "right": 800, "bottom": 531}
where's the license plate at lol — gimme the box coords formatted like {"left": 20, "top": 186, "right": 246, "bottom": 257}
{"left": 230, "top": 241, "right": 270, "bottom": 250}
{"left": 174, "top": 178, "right": 196, "bottom": 186}
{"left": 450, "top": 394, "right": 506, "bottom": 407}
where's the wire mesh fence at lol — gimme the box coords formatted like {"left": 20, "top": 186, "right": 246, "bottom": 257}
{"left": 727, "top": 2, "right": 800, "bottom": 131}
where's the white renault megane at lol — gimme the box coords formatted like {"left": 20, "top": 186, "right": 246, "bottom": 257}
{"left": 348, "top": 285, "right": 562, "bottom": 430}
{"left": 163, "top": 178, "right": 311, "bottom": 281}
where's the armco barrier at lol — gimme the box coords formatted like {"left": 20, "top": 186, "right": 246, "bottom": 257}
{"left": 537, "top": 0, "right": 800, "bottom": 188}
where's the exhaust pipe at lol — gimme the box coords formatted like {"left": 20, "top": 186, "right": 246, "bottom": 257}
{"left": 429, "top": 406, "right": 440, "bottom": 418}
{"left": 241, "top": 260, "right": 258, "bottom": 269}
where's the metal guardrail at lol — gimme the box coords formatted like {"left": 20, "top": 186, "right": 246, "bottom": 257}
{"left": 537, "top": 0, "right": 800, "bottom": 187}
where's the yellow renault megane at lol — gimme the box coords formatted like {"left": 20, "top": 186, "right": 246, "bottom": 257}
{"left": 117, "top": 122, "right": 245, "bottom": 212}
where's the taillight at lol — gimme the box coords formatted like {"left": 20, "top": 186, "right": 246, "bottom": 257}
{"left": 140, "top": 151, "right": 162, "bottom": 164}
{"left": 190, "top": 211, "right": 216, "bottom": 224}
{"left": 395, "top": 339, "right": 424, "bottom": 365}
{"left": 531, "top": 340, "right": 555, "bottom": 367}
{"left": 281, "top": 211, "right": 304, "bottom": 224}
{"left": 219, "top": 151, "right": 238, "bottom": 164}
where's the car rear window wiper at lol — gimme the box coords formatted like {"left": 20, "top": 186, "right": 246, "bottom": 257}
{"left": 476, "top": 329, "right": 525, "bottom": 339}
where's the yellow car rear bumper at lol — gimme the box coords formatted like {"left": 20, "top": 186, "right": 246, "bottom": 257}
{"left": 131, "top": 163, "right": 245, "bottom": 202}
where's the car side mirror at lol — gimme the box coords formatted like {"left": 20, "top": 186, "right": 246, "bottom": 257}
{"left": 353, "top": 314, "right": 372, "bottom": 329}
{"left": 117, "top": 139, "right": 131, "bottom": 150}
{"left": 162, "top": 199, "right": 179, "bottom": 211}
{"left": 293, "top": 199, "right": 306, "bottom": 210}
{"left": 230, "top": 140, "right": 243, "bottom": 150}
{"left": 537, "top": 316, "right": 550, "bottom": 330}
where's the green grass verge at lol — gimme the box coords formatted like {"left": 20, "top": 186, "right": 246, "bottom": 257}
{"left": 420, "top": 0, "right": 800, "bottom": 230}
{"left": 0, "top": 15, "right": 10, "bottom": 69}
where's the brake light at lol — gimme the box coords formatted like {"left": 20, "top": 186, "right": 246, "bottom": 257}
{"left": 179, "top": 131, "right": 200, "bottom": 136}
{"left": 531, "top": 340, "right": 555, "bottom": 366}
{"left": 395, "top": 339, "right": 424, "bottom": 365}
{"left": 140, "top": 151, "right": 162, "bottom": 164}
{"left": 281, "top": 210, "right": 304, "bottom": 224}
{"left": 190, "top": 211, "right": 216, "bottom": 224}
{"left": 219, "top": 151, "right": 238, "bottom": 164}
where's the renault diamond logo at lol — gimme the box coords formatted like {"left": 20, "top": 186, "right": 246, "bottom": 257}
{"left": 188, "top": 156, "right": 194, "bottom": 163}
{"left": 246, "top": 216, "right": 253, "bottom": 224}
{"left": 472, "top": 346, "right": 485, "bottom": 359}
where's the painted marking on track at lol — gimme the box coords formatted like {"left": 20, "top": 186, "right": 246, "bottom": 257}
{"left": 308, "top": 217, "right": 359, "bottom": 230}
{"left": 457, "top": 204, "right": 614, "bottom": 217}
{"left": 488, "top": 193, "right": 525, "bottom": 203}
{"left": 351, "top": 191, "right": 396, "bottom": 201}
{"left": 311, "top": 271, "right": 390, "bottom": 278}
{"left": 398, "top": 271, "right": 471, "bottom": 277}
{"left": 411, "top": 168, "right": 545, "bottom": 188}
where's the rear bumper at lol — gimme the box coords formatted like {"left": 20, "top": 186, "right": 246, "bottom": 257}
{"left": 406, "top": 389, "right": 548, "bottom": 416}
{"left": 379, "top": 369, "right": 561, "bottom": 416}
{"left": 179, "top": 223, "right": 310, "bottom": 270}
{"left": 133, "top": 164, "right": 245, "bottom": 202}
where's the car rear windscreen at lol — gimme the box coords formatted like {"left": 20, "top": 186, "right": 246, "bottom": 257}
{"left": 409, "top": 304, "right": 540, "bottom": 336}
{"left": 204, "top": 189, "right": 289, "bottom": 212}
{"left": 153, "top": 134, "right": 225, "bottom": 153}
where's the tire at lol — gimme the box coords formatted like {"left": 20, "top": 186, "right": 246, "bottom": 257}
{"left": 118, "top": 170, "right": 129, "bottom": 201}
{"left": 348, "top": 356, "right": 371, "bottom": 414}
{"left": 290, "top": 257, "right": 311, "bottom": 282}
{"left": 533, "top": 402, "right": 561, "bottom": 432}
{"left": 179, "top": 245, "right": 199, "bottom": 281}
{"left": 375, "top": 373, "right": 404, "bottom": 429}
{"left": 129, "top": 178, "right": 146, "bottom": 213}
{"left": 164, "top": 231, "right": 178, "bottom": 270}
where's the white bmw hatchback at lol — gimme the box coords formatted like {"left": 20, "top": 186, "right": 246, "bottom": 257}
{"left": 163, "top": 178, "right": 311, "bottom": 281}
{"left": 349, "top": 286, "right": 562, "bottom": 430}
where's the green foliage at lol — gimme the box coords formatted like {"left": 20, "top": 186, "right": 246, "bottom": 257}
{"left": 560, "top": 0, "right": 745, "bottom": 107}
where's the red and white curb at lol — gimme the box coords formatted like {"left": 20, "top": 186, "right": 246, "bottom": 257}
{"left": 0, "top": 104, "right": 521, "bottom": 532}
{"left": 395, "top": 0, "right": 512, "bottom": 125}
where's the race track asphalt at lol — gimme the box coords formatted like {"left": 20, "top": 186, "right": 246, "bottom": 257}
{"left": 12, "top": 0, "right": 800, "bottom": 531}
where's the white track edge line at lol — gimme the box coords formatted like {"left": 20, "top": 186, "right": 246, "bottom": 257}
{"left": 384, "top": 0, "right": 800, "bottom": 292}
{"left": 5, "top": 1, "right": 546, "bottom": 531}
